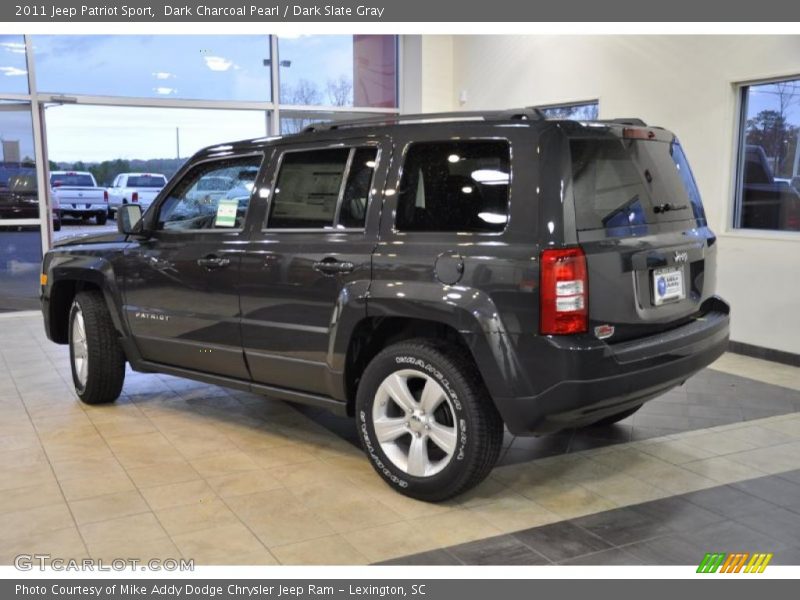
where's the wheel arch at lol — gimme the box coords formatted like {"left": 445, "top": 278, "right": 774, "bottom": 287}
{"left": 341, "top": 289, "right": 521, "bottom": 417}
{"left": 45, "top": 257, "right": 127, "bottom": 345}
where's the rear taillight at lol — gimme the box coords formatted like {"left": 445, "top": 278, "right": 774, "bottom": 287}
{"left": 103, "top": 190, "right": 108, "bottom": 202}
{"left": 132, "top": 192, "right": 139, "bottom": 203}
{"left": 539, "top": 247, "right": 588, "bottom": 335}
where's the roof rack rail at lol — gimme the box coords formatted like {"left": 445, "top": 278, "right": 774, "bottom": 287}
{"left": 301, "top": 107, "right": 546, "bottom": 133}
{"left": 592, "top": 118, "right": 648, "bottom": 126}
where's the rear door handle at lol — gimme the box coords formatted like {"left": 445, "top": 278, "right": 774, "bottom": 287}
{"left": 313, "top": 258, "right": 355, "bottom": 275}
{"left": 197, "top": 255, "right": 231, "bottom": 270}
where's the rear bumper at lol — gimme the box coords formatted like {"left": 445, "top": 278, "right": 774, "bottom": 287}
{"left": 61, "top": 204, "right": 108, "bottom": 217}
{"left": 497, "top": 296, "right": 730, "bottom": 435}
{"left": 61, "top": 205, "right": 106, "bottom": 215}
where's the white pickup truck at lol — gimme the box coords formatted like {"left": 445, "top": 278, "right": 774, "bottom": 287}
{"left": 107, "top": 172, "right": 168, "bottom": 217}
{"left": 50, "top": 171, "right": 109, "bottom": 225}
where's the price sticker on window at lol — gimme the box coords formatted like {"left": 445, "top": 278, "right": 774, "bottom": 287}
{"left": 215, "top": 199, "right": 238, "bottom": 228}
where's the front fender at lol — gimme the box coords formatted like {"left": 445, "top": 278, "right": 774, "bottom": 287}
{"left": 43, "top": 249, "right": 130, "bottom": 343}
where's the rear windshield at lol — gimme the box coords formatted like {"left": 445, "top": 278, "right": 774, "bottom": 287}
{"left": 570, "top": 137, "right": 705, "bottom": 234}
{"left": 50, "top": 173, "right": 95, "bottom": 187}
{"left": 127, "top": 175, "right": 167, "bottom": 188}
{"left": 8, "top": 174, "right": 37, "bottom": 192}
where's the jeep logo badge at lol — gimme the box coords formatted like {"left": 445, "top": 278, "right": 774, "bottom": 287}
{"left": 674, "top": 251, "right": 688, "bottom": 263}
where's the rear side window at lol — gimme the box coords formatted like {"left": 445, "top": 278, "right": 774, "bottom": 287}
{"left": 570, "top": 137, "right": 705, "bottom": 234}
{"left": 396, "top": 141, "right": 510, "bottom": 233}
{"left": 268, "top": 146, "right": 378, "bottom": 229}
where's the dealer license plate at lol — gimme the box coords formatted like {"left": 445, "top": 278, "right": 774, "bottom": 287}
{"left": 652, "top": 266, "right": 685, "bottom": 306}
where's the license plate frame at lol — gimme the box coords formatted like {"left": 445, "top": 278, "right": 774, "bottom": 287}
{"left": 652, "top": 266, "right": 685, "bottom": 306}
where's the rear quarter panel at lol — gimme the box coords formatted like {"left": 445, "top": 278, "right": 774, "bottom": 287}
{"left": 369, "top": 123, "right": 557, "bottom": 400}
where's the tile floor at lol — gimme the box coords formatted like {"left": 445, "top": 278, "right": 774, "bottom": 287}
{"left": 384, "top": 470, "right": 800, "bottom": 565}
{"left": 1, "top": 313, "right": 799, "bottom": 566}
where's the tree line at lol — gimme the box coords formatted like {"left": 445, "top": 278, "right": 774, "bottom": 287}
{"left": 50, "top": 157, "right": 187, "bottom": 186}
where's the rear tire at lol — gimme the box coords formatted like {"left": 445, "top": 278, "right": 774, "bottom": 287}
{"left": 68, "top": 290, "right": 125, "bottom": 405}
{"left": 356, "top": 339, "right": 503, "bottom": 502}
{"left": 96, "top": 213, "right": 107, "bottom": 225}
{"left": 587, "top": 405, "right": 641, "bottom": 427}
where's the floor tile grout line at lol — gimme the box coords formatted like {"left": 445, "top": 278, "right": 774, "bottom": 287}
{"left": 0, "top": 346, "right": 93, "bottom": 558}
{"left": 96, "top": 393, "right": 283, "bottom": 563}
{"left": 183, "top": 490, "right": 281, "bottom": 566}
{"left": 113, "top": 387, "right": 381, "bottom": 565}
{"left": 206, "top": 429, "right": 285, "bottom": 566}
{"left": 707, "top": 359, "right": 800, "bottom": 393}
{"left": 389, "top": 468, "right": 800, "bottom": 566}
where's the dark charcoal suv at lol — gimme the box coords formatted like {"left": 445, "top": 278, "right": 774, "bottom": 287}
{"left": 40, "top": 109, "right": 730, "bottom": 501}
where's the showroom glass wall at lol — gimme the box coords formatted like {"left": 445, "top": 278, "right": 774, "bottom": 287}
{"left": 0, "top": 34, "right": 399, "bottom": 311}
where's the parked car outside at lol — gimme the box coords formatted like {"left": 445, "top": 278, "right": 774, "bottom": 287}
{"left": 40, "top": 110, "right": 730, "bottom": 501}
{"left": 107, "top": 172, "right": 168, "bottom": 217}
{"left": 0, "top": 167, "right": 60, "bottom": 231}
{"left": 50, "top": 171, "right": 108, "bottom": 225}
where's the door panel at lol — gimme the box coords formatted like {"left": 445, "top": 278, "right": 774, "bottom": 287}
{"left": 239, "top": 233, "right": 373, "bottom": 395}
{"left": 239, "top": 138, "right": 390, "bottom": 398}
{"left": 122, "top": 153, "right": 265, "bottom": 379}
{"left": 123, "top": 233, "right": 248, "bottom": 378}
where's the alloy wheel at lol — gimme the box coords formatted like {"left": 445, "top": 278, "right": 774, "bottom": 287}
{"left": 371, "top": 369, "right": 458, "bottom": 477}
{"left": 71, "top": 308, "right": 89, "bottom": 388}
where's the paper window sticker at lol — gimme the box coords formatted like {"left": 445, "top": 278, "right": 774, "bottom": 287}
{"left": 215, "top": 198, "right": 239, "bottom": 228}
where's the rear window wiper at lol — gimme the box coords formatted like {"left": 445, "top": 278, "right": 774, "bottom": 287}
{"left": 653, "top": 202, "right": 688, "bottom": 214}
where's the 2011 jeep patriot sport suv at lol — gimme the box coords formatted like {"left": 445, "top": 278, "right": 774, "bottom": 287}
{"left": 40, "top": 109, "right": 730, "bottom": 501}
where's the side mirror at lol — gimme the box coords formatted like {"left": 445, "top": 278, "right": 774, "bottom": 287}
{"left": 117, "top": 204, "right": 143, "bottom": 234}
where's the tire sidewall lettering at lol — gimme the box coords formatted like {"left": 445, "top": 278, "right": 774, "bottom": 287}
{"left": 359, "top": 410, "right": 408, "bottom": 488}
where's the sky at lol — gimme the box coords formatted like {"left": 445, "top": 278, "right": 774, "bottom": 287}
{"left": 0, "top": 34, "right": 359, "bottom": 163}
{"left": 25, "top": 34, "right": 353, "bottom": 103}
{"left": 44, "top": 104, "right": 268, "bottom": 163}
{"left": 0, "top": 36, "right": 27, "bottom": 95}
{"left": 747, "top": 81, "right": 800, "bottom": 123}
{"left": 2, "top": 35, "right": 797, "bottom": 166}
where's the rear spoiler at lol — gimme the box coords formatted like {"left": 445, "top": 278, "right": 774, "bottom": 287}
{"left": 566, "top": 119, "right": 675, "bottom": 143}
{"left": 593, "top": 118, "right": 648, "bottom": 126}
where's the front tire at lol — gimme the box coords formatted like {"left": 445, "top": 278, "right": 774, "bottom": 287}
{"left": 356, "top": 340, "right": 503, "bottom": 502}
{"left": 69, "top": 290, "right": 125, "bottom": 404}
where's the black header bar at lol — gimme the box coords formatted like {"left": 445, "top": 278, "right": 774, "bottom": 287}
{"left": 4, "top": 0, "right": 800, "bottom": 22}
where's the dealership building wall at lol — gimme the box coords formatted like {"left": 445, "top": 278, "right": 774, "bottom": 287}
{"left": 406, "top": 35, "right": 800, "bottom": 355}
